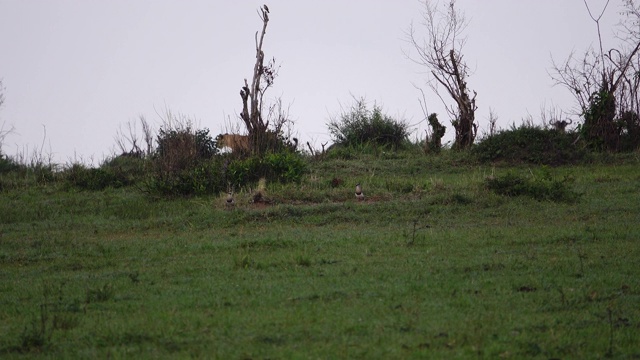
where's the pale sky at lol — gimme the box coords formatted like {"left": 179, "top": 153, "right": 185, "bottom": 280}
{"left": 0, "top": 1, "right": 621, "bottom": 163}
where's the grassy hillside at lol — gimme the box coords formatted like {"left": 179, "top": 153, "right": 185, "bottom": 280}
{"left": 1, "top": 151, "right": 639, "bottom": 358}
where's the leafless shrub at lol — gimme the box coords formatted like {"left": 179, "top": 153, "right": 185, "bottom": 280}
{"left": 114, "top": 115, "right": 154, "bottom": 158}
{"left": 550, "top": 0, "right": 640, "bottom": 150}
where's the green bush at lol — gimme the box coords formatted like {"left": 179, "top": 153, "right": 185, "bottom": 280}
{"left": 226, "top": 151, "right": 307, "bottom": 187}
{"left": 59, "top": 155, "right": 149, "bottom": 191}
{"left": 146, "top": 158, "right": 225, "bottom": 197}
{"left": 328, "top": 98, "right": 409, "bottom": 149}
{"left": 146, "top": 125, "right": 223, "bottom": 196}
{"left": 616, "top": 110, "right": 640, "bottom": 152}
{"left": 474, "top": 125, "right": 586, "bottom": 165}
{"left": 0, "top": 155, "right": 57, "bottom": 190}
{"left": 101, "top": 154, "right": 149, "bottom": 185}
{"left": 154, "top": 126, "right": 217, "bottom": 174}
{"left": 62, "top": 164, "right": 121, "bottom": 191}
{"left": 485, "top": 168, "right": 580, "bottom": 203}
{"left": 0, "top": 154, "right": 20, "bottom": 174}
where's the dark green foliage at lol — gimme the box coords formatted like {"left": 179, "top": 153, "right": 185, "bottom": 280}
{"left": 155, "top": 127, "right": 217, "bottom": 172}
{"left": 474, "top": 125, "right": 586, "bottom": 165}
{"left": 0, "top": 154, "right": 20, "bottom": 174}
{"left": 101, "top": 154, "right": 149, "bottom": 185}
{"left": 324, "top": 144, "right": 358, "bottom": 160}
{"left": 146, "top": 158, "right": 225, "bottom": 197}
{"left": 425, "top": 113, "right": 446, "bottom": 153}
{"left": 63, "top": 164, "right": 122, "bottom": 191}
{"left": 147, "top": 126, "right": 222, "bottom": 196}
{"left": 485, "top": 168, "right": 580, "bottom": 203}
{"left": 582, "top": 88, "right": 618, "bottom": 151}
{"left": 580, "top": 89, "right": 640, "bottom": 152}
{"left": 616, "top": 110, "right": 640, "bottom": 151}
{"left": 62, "top": 155, "right": 150, "bottom": 191}
{"left": 328, "top": 99, "right": 409, "bottom": 149}
{"left": 226, "top": 151, "right": 307, "bottom": 187}
{"left": 0, "top": 158, "right": 55, "bottom": 190}
{"left": 252, "top": 131, "right": 299, "bottom": 156}
{"left": 156, "top": 127, "right": 217, "bottom": 161}
{"left": 325, "top": 141, "right": 423, "bottom": 160}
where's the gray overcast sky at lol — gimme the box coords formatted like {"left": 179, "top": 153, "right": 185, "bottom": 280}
{"left": 0, "top": 0, "right": 621, "bottom": 163}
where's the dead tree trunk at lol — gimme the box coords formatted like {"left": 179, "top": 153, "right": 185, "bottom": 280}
{"left": 448, "top": 49, "right": 477, "bottom": 148}
{"left": 239, "top": 5, "right": 275, "bottom": 155}
{"left": 406, "top": 0, "right": 478, "bottom": 150}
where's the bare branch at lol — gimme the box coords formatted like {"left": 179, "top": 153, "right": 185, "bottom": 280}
{"left": 405, "top": 0, "right": 477, "bottom": 148}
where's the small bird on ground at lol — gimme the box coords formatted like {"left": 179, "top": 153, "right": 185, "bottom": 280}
{"left": 225, "top": 192, "right": 235, "bottom": 208}
{"left": 355, "top": 183, "right": 365, "bottom": 201}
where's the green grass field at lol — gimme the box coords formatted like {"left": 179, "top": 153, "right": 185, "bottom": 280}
{"left": 1, "top": 153, "right": 639, "bottom": 358}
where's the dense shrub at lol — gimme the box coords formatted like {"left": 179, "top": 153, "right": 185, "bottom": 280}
{"left": 328, "top": 98, "right": 409, "bottom": 149}
{"left": 485, "top": 168, "right": 580, "bottom": 203}
{"left": 0, "top": 154, "right": 20, "bottom": 174}
{"left": 62, "top": 155, "right": 150, "bottom": 191}
{"left": 473, "top": 126, "right": 587, "bottom": 165}
{"left": 0, "top": 158, "right": 55, "bottom": 190}
{"left": 63, "top": 164, "right": 122, "bottom": 191}
{"left": 147, "top": 125, "right": 223, "bottom": 196}
{"left": 155, "top": 127, "right": 218, "bottom": 172}
{"left": 615, "top": 110, "right": 640, "bottom": 152}
{"left": 146, "top": 159, "right": 225, "bottom": 197}
{"left": 226, "top": 151, "right": 307, "bottom": 187}
{"left": 101, "top": 154, "right": 149, "bottom": 185}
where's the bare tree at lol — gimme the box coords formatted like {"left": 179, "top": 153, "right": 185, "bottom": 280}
{"left": 114, "top": 115, "right": 154, "bottom": 157}
{"left": 239, "top": 4, "right": 283, "bottom": 154}
{"left": 550, "top": 0, "right": 640, "bottom": 150}
{"left": 406, "top": 0, "right": 477, "bottom": 149}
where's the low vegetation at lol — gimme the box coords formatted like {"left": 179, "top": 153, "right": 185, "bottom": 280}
{"left": 0, "top": 140, "right": 639, "bottom": 358}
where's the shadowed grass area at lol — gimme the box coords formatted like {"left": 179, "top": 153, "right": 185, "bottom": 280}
{"left": 0, "top": 154, "right": 639, "bottom": 358}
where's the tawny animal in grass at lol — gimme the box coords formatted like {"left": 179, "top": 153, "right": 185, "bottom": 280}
{"left": 355, "top": 183, "right": 365, "bottom": 201}
{"left": 217, "top": 134, "right": 250, "bottom": 153}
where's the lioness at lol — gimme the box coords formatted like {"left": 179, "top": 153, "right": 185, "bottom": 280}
{"left": 217, "top": 134, "right": 250, "bottom": 153}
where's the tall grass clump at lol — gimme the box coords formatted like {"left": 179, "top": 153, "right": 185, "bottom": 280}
{"left": 327, "top": 97, "right": 409, "bottom": 151}
{"left": 0, "top": 152, "right": 56, "bottom": 190}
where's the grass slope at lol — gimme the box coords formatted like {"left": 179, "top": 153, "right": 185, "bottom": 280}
{"left": 1, "top": 154, "right": 639, "bottom": 358}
